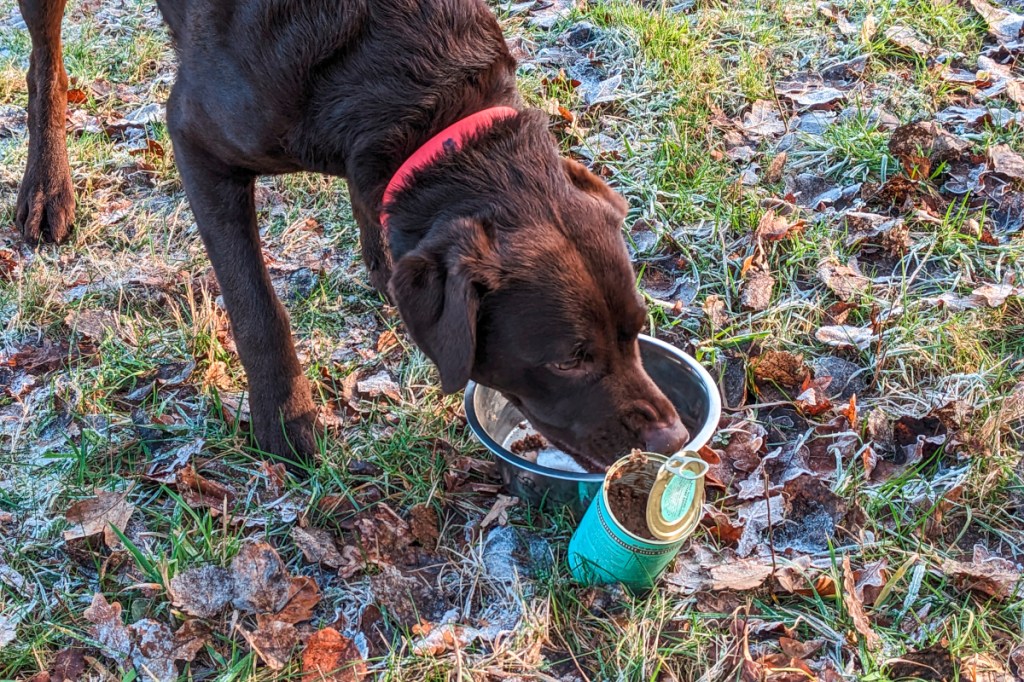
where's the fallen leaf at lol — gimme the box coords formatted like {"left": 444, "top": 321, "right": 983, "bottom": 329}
{"left": 969, "top": 0, "right": 1024, "bottom": 45}
{"left": 481, "top": 495, "right": 519, "bottom": 529}
{"left": 740, "top": 100, "right": 786, "bottom": 138}
{"left": 64, "top": 309, "right": 119, "bottom": 343}
{"left": 888, "top": 121, "right": 969, "bottom": 179}
{"left": 83, "top": 594, "right": 131, "bottom": 662}
{"left": 273, "top": 576, "right": 321, "bottom": 624}
{"left": 704, "top": 295, "right": 728, "bottom": 328}
{"left": 301, "top": 627, "right": 367, "bottom": 681}
{"left": 240, "top": 620, "right": 298, "bottom": 671}
{"left": 754, "top": 209, "right": 802, "bottom": 242}
{"left": 794, "top": 376, "right": 834, "bottom": 417}
{"left": 989, "top": 144, "right": 1024, "bottom": 181}
{"left": 169, "top": 565, "right": 234, "bottom": 618}
{"left": 775, "top": 559, "right": 836, "bottom": 597}
{"left": 885, "top": 644, "right": 957, "bottom": 681}
{"left": 741, "top": 266, "right": 774, "bottom": 312}
{"left": 144, "top": 439, "right": 204, "bottom": 484}
{"left": 48, "top": 647, "right": 86, "bottom": 682}
{"left": 884, "top": 25, "right": 936, "bottom": 58}
{"left": 765, "top": 152, "right": 788, "bottom": 184}
{"left": 815, "top": 325, "right": 875, "bottom": 350}
{"left": 784, "top": 87, "right": 846, "bottom": 111}
{"left": 752, "top": 350, "right": 809, "bottom": 389}
{"left": 66, "top": 88, "right": 88, "bottom": 104}
{"left": 942, "top": 545, "right": 1022, "bottom": 600}
{"left": 710, "top": 558, "right": 774, "bottom": 591}
{"left": 970, "top": 283, "right": 1022, "bottom": 307}
{"left": 842, "top": 556, "right": 881, "bottom": 650}
{"left": 231, "top": 543, "right": 292, "bottom": 614}
{"left": 292, "top": 526, "right": 345, "bottom": 568}
{"left": 356, "top": 371, "right": 401, "bottom": 401}
{"left": 176, "top": 465, "right": 236, "bottom": 513}
{"left": 818, "top": 259, "right": 871, "bottom": 300}
{"left": 64, "top": 490, "right": 135, "bottom": 549}
{"left": 855, "top": 559, "right": 888, "bottom": 606}
{"left": 962, "top": 652, "right": 1015, "bottom": 682}
{"left": 408, "top": 504, "right": 440, "bottom": 549}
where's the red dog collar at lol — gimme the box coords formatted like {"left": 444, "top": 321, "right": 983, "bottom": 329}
{"left": 381, "top": 106, "right": 518, "bottom": 229}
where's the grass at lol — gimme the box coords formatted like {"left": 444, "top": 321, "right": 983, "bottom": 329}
{"left": 2, "top": 0, "right": 1024, "bottom": 680}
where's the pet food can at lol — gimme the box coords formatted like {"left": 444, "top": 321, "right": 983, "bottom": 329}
{"left": 567, "top": 451, "right": 707, "bottom": 590}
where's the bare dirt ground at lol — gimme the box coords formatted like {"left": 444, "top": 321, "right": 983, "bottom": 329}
{"left": 1, "top": 0, "right": 1023, "bottom": 680}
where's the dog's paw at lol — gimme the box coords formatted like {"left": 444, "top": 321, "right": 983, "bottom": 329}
{"left": 255, "top": 413, "right": 320, "bottom": 470}
{"left": 250, "top": 387, "right": 321, "bottom": 469}
{"left": 368, "top": 267, "right": 393, "bottom": 302}
{"left": 16, "top": 155, "right": 76, "bottom": 245}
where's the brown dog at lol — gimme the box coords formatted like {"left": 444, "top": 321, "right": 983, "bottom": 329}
{"left": 15, "top": 0, "right": 688, "bottom": 470}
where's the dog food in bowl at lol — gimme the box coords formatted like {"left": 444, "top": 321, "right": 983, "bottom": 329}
{"left": 504, "top": 421, "right": 588, "bottom": 473}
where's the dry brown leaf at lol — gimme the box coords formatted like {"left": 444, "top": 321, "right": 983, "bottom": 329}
{"left": 754, "top": 209, "right": 802, "bottom": 242}
{"left": 704, "top": 295, "right": 728, "bottom": 328}
{"left": 292, "top": 526, "right": 345, "bottom": 568}
{"left": 765, "top": 152, "right": 788, "bottom": 184}
{"left": 969, "top": 0, "right": 1024, "bottom": 45}
{"left": 481, "top": 495, "right": 519, "bottom": 529}
{"left": 962, "top": 652, "right": 1015, "bottom": 682}
{"left": 273, "top": 576, "right": 321, "bottom": 624}
{"left": 64, "top": 490, "right": 135, "bottom": 549}
{"left": 48, "top": 647, "right": 86, "bottom": 682}
{"left": 709, "top": 558, "right": 773, "bottom": 591}
{"left": 884, "top": 25, "right": 936, "bottom": 58}
{"left": 818, "top": 260, "right": 870, "bottom": 300}
{"left": 64, "top": 309, "right": 119, "bottom": 343}
{"left": 842, "top": 556, "right": 881, "bottom": 650}
{"left": 854, "top": 559, "right": 888, "bottom": 606}
{"left": 794, "top": 375, "right": 834, "bottom": 417}
{"left": 815, "top": 325, "right": 875, "bottom": 350}
{"left": 942, "top": 545, "right": 1022, "bottom": 600}
{"left": 751, "top": 350, "right": 809, "bottom": 389}
{"left": 740, "top": 100, "right": 786, "bottom": 138}
{"left": 356, "top": 371, "right": 401, "bottom": 401}
{"left": 408, "top": 504, "right": 440, "bottom": 549}
{"left": 970, "top": 283, "right": 1022, "bottom": 307}
{"left": 241, "top": 620, "right": 298, "bottom": 671}
{"left": 175, "top": 465, "right": 236, "bottom": 513}
{"left": 83, "top": 594, "right": 131, "bottom": 662}
{"left": 169, "top": 565, "right": 234, "bottom": 618}
{"left": 301, "top": 627, "right": 367, "bottom": 681}
{"left": 741, "top": 267, "right": 774, "bottom": 312}
{"left": 231, "top": 542, "right": 292, "bottom": 614}
{"left": 775, "top": 561, "right": 836, "bottom": 597}
{"left": 66, "top": 88, "right": 88, "bottom": 104}
{"left": 989, "top": 144, "right": 1024, "bottom": 181}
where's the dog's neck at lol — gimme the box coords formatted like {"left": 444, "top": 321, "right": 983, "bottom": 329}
{"left": 380, "top": 106, "right": 519, "bottom": 232}
{"left": 380, "top": 109, "right": 561, "bottom": 263}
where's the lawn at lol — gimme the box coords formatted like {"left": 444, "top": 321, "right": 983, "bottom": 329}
{"left": 1, "top": 0, "right": 1022, "bottom": 680}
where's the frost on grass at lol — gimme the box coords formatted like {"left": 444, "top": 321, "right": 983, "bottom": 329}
{"left": 2, "top": 0, "right": 1024, "bottom": 679}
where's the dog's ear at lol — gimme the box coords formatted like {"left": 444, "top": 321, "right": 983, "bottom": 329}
{"left": 389, "top": 218, "right": 499, "bottom": 394}
{"left": 562, "top": 158, "right": 628, "bottom": 218}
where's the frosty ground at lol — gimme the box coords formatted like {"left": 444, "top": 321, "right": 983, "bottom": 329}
{"left": 1, "top": 0, "right": 1023, "bottom": 680}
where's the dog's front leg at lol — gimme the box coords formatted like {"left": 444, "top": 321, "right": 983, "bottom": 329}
{"left": 353, "top": 201, "right": 393, "bottom": 298}
{"left": 171, "top": 135, "right": 319, "bottom": 465}
{"left": 16, "top": 0, "right": 76, "bottom": 244}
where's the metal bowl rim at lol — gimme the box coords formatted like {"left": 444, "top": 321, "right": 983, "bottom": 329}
{"left": 463, "top": 334, "right": 723, "bottom": 482}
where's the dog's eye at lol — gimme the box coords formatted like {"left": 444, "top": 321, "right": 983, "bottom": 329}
{"left": 551, "top": 358, "right": 584, "bottom": 372}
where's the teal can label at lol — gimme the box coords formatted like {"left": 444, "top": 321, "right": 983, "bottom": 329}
{"left": 567, "top": 452, "right": 706, "bottom": 590}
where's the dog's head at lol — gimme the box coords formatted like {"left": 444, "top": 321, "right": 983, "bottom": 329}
{"left": 387, "top": 119, "right": 688, "bottom": 471}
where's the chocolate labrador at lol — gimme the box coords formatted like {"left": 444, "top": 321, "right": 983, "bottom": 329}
{"left": 14, "top": 0, "right": 688, "bottom": 471}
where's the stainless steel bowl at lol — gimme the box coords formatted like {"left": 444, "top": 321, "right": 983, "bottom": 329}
{"left": 464, "top": 334, "right": 722, "bottom": 515}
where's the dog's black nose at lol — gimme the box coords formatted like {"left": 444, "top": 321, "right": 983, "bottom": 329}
{"left": 642, "top": 418, "right": 689, "bottom": 455}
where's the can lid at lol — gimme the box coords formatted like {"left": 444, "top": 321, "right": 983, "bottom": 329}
{"left": 646, "top": 453, "right": 708, "bottom": 541}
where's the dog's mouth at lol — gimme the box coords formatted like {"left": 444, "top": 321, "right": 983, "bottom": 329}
{"left": 502, "top": 393, "right": 632, "bottom": 473}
